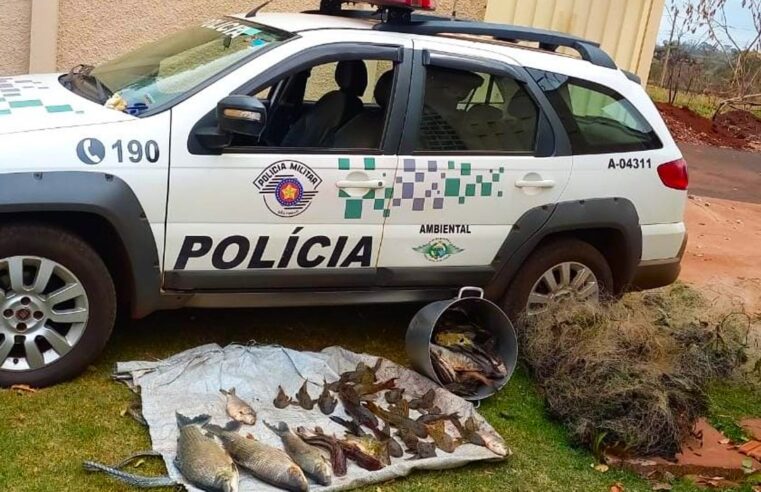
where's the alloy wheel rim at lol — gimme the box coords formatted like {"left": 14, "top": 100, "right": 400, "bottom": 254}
{"left": 0, "top": 256, "right": 89, "bottom": 372}
{"left": 526, "top": 261, "right": 600, "bottom": 316}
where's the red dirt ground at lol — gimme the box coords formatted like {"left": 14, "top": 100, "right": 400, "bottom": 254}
{"left": 656, "top": 103, "right": 756, "bottom": 150}
{"left": 681, "top": 196, "right": 761, "bottom": 313}
{"left": 716, "top": 109, "right": 761, "bottom": 142}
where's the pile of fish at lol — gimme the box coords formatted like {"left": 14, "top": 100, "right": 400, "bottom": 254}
{"left": 87, "top": 358, "right": 507, "bottom": 491}
{"left": 430, "top": 308, "right": 508, "bottom": 397}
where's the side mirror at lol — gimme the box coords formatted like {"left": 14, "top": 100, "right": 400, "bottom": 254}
{"left": 217, "top": 95, "right": 267, "bottom": 137}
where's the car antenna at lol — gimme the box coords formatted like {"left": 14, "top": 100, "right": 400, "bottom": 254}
{"left": 451, "top": 0, "right": 459, "bottom": 20}
{"left": 246, "top": 0, "right": 272, "bottom": 17}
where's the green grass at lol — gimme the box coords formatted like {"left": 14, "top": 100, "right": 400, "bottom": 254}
{"left": 647, "top": 85, "right": 761, "bottom": 120}
{"left": 0, "top": 303, "right": 759, "bottom": 491}
{"left": 647, "top": 85, "right": 721, "bottom": 119}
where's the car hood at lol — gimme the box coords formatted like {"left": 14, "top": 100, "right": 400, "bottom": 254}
{"left": 0, "top": 73, "right": 133, "bottom": 135}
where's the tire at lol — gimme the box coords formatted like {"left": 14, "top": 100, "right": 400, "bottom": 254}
{"left": 502, "top": 238, "right": 614, "bottom": 321}
{"left": 0, "top": 224, "right": 116, "bottom": 387}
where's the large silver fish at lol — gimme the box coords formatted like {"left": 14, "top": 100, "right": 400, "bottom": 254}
{"left": 205, "top": 423, "right": 309, "bottom": 492}
{"left": 265, "top": 421, "right": 333, "bottom": 486}
{"left": 220, "top": 388, "right": 257, "bottom": 426}
{"left": 174, "top": 413, "right": 239, "bottom": 492}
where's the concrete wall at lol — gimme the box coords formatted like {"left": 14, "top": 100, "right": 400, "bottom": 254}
{"left": 485, "top": 0, "right": 665, "bottom": 82}
{"left": 2, "top": 0, "right": 660, "bottom": 81}
{"left": 56, "top": 0, "right": 485, "bottom": 71}
{"left": 0, "top": 0, "right": 32, "bottom": 74}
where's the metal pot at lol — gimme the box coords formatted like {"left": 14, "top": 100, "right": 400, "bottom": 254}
{"left": 406, "top": 287, "right": 518, "bottom": 401}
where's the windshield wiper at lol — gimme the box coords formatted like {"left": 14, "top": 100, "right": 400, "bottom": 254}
{"left": 63, "top": 64, "right": 112, "bottom": 104}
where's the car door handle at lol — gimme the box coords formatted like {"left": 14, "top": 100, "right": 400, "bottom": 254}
{"left": 336, "top": 180, "right": 386, "bottom": 190}
{"left": 515, "top": 179, "right": 556, "bottom": 189}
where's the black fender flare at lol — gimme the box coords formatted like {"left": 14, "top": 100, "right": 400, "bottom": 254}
{"left": 487, "top": 197, "right": 642, "bottom": 299}
{"left": 0, "top": 171, "right": 161, "bottom": 318}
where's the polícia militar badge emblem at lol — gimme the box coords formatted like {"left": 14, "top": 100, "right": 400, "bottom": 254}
{"left": 253, "top": 160, "right": 322, "bottom": 218}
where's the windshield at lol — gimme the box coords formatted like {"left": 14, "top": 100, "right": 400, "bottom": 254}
{"left": 80, "top": 18, "right": 292, "bottom": 114}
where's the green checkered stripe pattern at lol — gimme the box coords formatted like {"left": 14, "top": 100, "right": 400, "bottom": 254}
{"left": 338, "top": 157, "right": 394, "bottom": 220}
{"left": 337, "top": 157, "right": 506, "bottom": 220}
{"left": 0, "top": 77, "right": 83, "bottom": 116}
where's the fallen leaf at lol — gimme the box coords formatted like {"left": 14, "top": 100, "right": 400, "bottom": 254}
{"left": 610, "top": 483, "right": 624, "bottom": 492}
{"left": 10, "top": 384, "right": 37, "bottom": 394}
{"left": 133, "top": 459, "right": 145, "bottom": 468}
{"left": 719, "top": 438, "right": 731, "bottom": 445}
{"left": 652, "top": 483, "right": 672, "bottom": 491}
{"left": 594, "top": 464, "right": 610, "bottom": 473}
{"left": 120, "top": 407, "right": 128, "bottom": 417}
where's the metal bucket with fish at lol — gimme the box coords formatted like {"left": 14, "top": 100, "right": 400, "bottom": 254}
{"left": 406, "top": 287, "right": 518, "bottom": 401}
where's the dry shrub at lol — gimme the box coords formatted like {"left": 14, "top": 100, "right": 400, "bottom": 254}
{"left": 520, "top": 284, "right": 751, "bottom": 457}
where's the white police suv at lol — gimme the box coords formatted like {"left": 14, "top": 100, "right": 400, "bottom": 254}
{"left": 0, "top": 0, "right": 688, "bottom": 386}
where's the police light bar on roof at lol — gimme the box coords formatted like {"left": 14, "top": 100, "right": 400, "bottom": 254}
{"left": 363, "top": 0, "right": 437, "bottom": 10}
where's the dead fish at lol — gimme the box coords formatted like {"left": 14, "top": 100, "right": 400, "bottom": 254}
{"left": 412, "top": 441, "right": 437, "bottom": 459}
{"left": 386, "top": 436, "right": 404, "bottom": 458}
{"left": 293, "top": 382, "right": 315, "bottom": 411}
{"left": 364, "top": 422, "right": 402, "bottom": 459}
{"left": 342, "top": 434, "right": 390, "bottom": 467}
{"left": 417, "top": 411, "right": 460, "bottom": 425}
{"left": 265, "top": 421, "right": 332, "bottom": 486}
{"left": 459, "top": 371, "right": 497, "bottom": 387}
{"left": 436, "top": 329, "right": 506, "bottom": 372}
{"left": 175, "top": 413, "right": 239, "bottom": 492}
{"left": 450, "top": 416, "right": 509, "bottom": 457}
{"left": 426, "top": 420, "right": 459, "bottom": 453}
{"left": 296, "top": 426, "right": 348, "bottom": 477}
{"left": 364, "top": 401, "right": 428, "bottom": 438}
{"left": 443, "top": 382, "right": 480, "bottom": 397}
{"left": 388, "top": 398, "right": 409, "bottom": 419}
{"left": 396, "top": 428, "right": 421, "bottom": 453}
{"left": 273, "top": 386, "right": 292, "bottom": 409}
{"left": 330, "top": 416, "right": 366, "bottom": 436}
{"left": 83, "top": 451, "right": 177, "bottom": 488}
{"left": 354, "top": 378, "right": 398, "bottom": 397}
{"left": 318, "top": 380, "right": 338, "bottom": 415}
{"left": 335, "top": 359, "right": 383, "bottom": 387}
{"left": 385, "top": 388, "right": 405, "bottom": 404}
{"left": 338, "top": 385, "right": 378, "bottom": 429}
{"left": 220, "top": 388, "right": 257, "bottom": 426}
{"left": 408, "top": 388, "right": 436, "bottom": 411}
{"left": 431, "top": 345, "right": 484, "bottom": 374}
{"left": 205, "top": 423, "right": 308, "bottom": 492}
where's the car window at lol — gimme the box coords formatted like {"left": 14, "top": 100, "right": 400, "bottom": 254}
{"left": 88, "top": 18, "right": 292, "bottom": 113}
{"left": 529, "top": 70, "right": 662, "bottom": 154}
{"left": 415, "top": 67, "right": 538, "bottom": 154}
{"left": 236, "top": 58, "right": 398, "bottom": 151}
{"left": 304, "top": 60, "right": 395, "bottom": 105}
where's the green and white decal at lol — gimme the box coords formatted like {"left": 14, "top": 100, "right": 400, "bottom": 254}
{"left": 413, "top": 238, "right": 464, "bottom": 262}
{"left": 336, "top": 157, "right": 507, "bottom": 220}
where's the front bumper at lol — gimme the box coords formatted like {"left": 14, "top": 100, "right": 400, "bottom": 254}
{"left": 631, "top": 233, "right": 688, "bottom": 290}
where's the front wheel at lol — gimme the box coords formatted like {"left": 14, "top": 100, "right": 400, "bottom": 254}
{"left": 0, "top": 224, "right": 116, "bottom": 387}
{"left": 502, "top": 238, "right": 614, "bottom": 320}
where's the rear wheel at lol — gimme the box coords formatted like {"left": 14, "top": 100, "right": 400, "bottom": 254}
{"left": 0, "top": 224, "right": 116, "bottom": 387}
{"left": 502, "top": 238, "right": 613, "bottom": 320}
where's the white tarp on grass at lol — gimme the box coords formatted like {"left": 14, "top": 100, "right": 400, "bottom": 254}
{"left": 115, "top": 344, "right": 508, "bottom": 491}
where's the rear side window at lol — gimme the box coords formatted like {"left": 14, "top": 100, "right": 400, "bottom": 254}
{"left": 529, "top": 70, "right": 662, "bottom": 155}
{"left": 415, "top": 67, "right": 539, "bottom": 154}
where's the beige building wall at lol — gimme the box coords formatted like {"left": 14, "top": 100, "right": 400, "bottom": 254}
{"left": 1, "top": 0, "right": 660, "bottom": 82}
{"left": 56, "top": 0, "right": 485, "bottom": 71}
{"left": 485, "top": 0, "right": 665, "bottom": 82}
{"left": 0, "top": 0, "right": 32, "bottom": 74}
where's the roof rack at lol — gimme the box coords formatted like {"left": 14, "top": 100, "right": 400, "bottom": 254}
{"left": 374, "top": 20, "right": 617, "bottom": 69}
{"left": 303, "top": 8, "right": 449, "bottom": 23}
